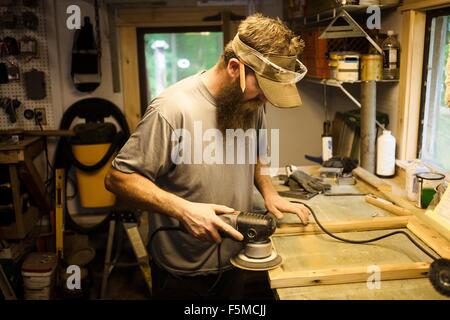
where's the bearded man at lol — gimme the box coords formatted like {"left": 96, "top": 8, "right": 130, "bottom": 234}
{"left": 105, "top": 13, "right": 310, "bottom": 299}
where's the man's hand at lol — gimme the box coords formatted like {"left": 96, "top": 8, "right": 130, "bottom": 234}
{"left": 264, "top": 194, "right": 310, "bottom": 225}
{"left": 180, "top": 202, "right": 244, "bottom": 243}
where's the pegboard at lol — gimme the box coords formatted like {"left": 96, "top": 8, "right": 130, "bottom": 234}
{"left": 0, "top": 0, "right": 55, "bottom": 130}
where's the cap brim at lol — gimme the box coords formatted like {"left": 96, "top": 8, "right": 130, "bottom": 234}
{"left": 256, "top": 74, "right": 302, "bottom": 108}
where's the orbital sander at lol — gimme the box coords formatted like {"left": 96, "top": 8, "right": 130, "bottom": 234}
{"left": 220, "top": 212, "right": 282, "bottom": 271}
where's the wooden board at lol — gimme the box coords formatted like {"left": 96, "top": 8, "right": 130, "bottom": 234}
{"left": 276, "top": 216, "right": 409, "bottom": 236}
{"left": 269, "top": 229, "right": 433, "bottom": 289}
{"left": 270, "top": 262, "right": 429, "bottom": 289}
{"left": 407, "top": 216, "right": 450, "bottom": 259}
{"left": 365, "top": 195, "right": 412, "bottom": 216}
{"left": 352, "top": 167, "right": 392, "bottom": 192}
{"left": 276, "top": 278, "right": 449, "bottom": 300}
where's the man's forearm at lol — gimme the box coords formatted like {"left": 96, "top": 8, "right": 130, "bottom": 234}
{"left": 105, "top": 167, "right": 188, "bottom": 220}
{"left": 254, "top": 160, "right": 278, "bottom": 200}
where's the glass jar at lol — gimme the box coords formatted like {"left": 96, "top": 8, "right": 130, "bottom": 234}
{"left": 416, "top": 172, "right": 446, "bottom": 209}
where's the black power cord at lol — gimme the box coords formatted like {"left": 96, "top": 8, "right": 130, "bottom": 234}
{"left": 148, "top": 226, "right": 224, "bottom": 299}
{"left": 291, "top": 201, "right": 450, "bottom": 297}
{"left": 290, "top": 200, "right": 438, "bottom": 260}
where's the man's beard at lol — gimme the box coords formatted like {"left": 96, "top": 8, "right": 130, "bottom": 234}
{"left": 216, "top": 79, "right": 263, "bottom": 133}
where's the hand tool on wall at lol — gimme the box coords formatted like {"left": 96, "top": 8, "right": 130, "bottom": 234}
{"left": 0, "top": 97, "right": 21, "bottom": 123}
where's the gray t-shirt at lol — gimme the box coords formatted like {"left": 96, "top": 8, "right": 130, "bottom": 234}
{"left": 112, "top": 72, "right": 267, "bottom": 276}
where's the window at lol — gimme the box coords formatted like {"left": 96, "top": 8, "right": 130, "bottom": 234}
{"left": 419, "top": 8, "right": 450, "bottom": 171}
{"left": 137, "top": 27, "right": 223, "bottom": 115}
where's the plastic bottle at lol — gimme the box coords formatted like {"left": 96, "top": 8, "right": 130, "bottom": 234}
{"left": 376, "top": 130, "right": 396, "bottom": 177}
{"left": 405, "top": 160, "right": 430, "bottom": 201}
{"left": 322, "top": 121, "right": 333, "bottom": 162}
{"left": 382, "top": 30, "right": 400, "bottom": 80}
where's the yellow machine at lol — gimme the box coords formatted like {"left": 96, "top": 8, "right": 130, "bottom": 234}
{"left": 71, "top": 143, "right": 116, "bottom": 208}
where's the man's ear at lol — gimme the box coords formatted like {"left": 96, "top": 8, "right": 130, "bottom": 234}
{"left": 226, "top": 58, "right": 240, "bottom": 80}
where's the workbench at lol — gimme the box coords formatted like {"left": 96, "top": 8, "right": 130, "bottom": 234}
{"left": 270, "top": 166, "right": 450, "bottom": 300}
{"left": 0, "top": 136, "right": 50, "bottom": 239}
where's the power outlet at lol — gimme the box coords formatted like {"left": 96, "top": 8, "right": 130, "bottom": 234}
{"left": 34, "top": 108, "right": 47, "bottom": 125}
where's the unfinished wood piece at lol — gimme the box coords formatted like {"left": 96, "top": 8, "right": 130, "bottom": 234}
{"left": 365, "top": 195, "right": 412, "bottom": 216}
{"left": 401, "top": 0, "right": 450, "bottom": 11}
{"left": 396, "top": 10, "right": 426, "bottom": 160}
{"left": 275, "top": 216, "right": 409, "bottom": 236}
{"left": 276, "top": 278, "right": 449, "bottom": 300}
{"left": 407, "top": 216, "right": 450, "bottom": 259}
{"left": 119, "top": 26, "right": 141, "bottom": 132}
{"left": 270, "top": 262, "right": 430, "bottom": 289}
{"left": 379, "top": 191, "right": 421, "bottom": 214}
{"left": 353, "top": 167, "right": 392, "bottom": 192}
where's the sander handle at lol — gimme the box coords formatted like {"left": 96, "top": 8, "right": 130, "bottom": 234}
{"left": 220, "top": 212, "right": 276, "bottom": 243}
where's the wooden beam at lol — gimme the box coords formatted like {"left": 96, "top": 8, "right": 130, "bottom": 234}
{"left": 401, "top": 0, "right": 450, "bottom": 11}
{"left": 365, "top": 195, "right": 412, "bottom": 216}
{"left": 19, "top": 158, "right": 51, "bottom": 213}
{"left": 353, "top": 166, "right": 422, "bottom": 214}
{"left": 407, "top": 216, "right": 450, "bottom": 259}
{"left": 396, "top": 10, "right": 426, "bottom": 160}
{"left": 116, "top": 6, "right": 244, "bottom": 27}
{"left": 352, "top": 167, "right": 392, "bottom": 192}
{"left": 119, "top": 26, "right": 141, "bottom": 132}
{"left": 269, "top": 262, "right": 430, "bottom": 289}
{"left": 275, "top": 216, "right": 410, "bottom": 236}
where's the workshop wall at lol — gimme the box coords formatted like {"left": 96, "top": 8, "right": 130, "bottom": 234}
{"left": 46, "top": 0, "right": 124, "bottom": 128}
{"left": 267, "top": 7, "right": 403, "bottom": 167}
{"left": 0, "top": 1, "right": 56, "bottom": 130}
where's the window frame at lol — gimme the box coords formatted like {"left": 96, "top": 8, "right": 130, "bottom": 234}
{"left": 136, "top": 26, "right": 223, "bottom": 115}
{"left": 417, "top": 7, "right": 450, "bottom": 172}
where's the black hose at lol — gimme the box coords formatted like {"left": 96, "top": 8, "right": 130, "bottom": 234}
{"left": 148, "top": 226, "right": 223, "bottom": 298}
{"left": 290, "top": 200, "right": 438, "bottom": 261}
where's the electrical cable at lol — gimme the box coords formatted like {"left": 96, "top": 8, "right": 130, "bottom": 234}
{"left": 290, "top": 200, "right": 439, "bottom": 261}
{"left": 148, "top": 226, "right": 224, "bottom": 299}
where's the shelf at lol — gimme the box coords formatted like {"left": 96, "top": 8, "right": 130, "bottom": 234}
{"left": 304, "top": 76, "right": 397, "bottom": 129}
{"left": 304, "top": 77, "right": 399, "bottom": 86}
{"left": 299, "top": 4, "right": 399, "bottom": 26}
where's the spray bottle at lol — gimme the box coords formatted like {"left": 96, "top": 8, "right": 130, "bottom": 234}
{"left": 322, "top": 121, "right": 333, "bottom": 162}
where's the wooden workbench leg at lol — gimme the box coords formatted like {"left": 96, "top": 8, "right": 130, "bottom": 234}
{"left": 8, "top": 165, "right": 25, "bottom": 238}
{"left": 123, "top": 222, "right": 153, "bottom": 296}
{"left": 100, "top": 219, "right": 116, "bottom": 299}
{"left": 18, "top": 158, "right": 50, "bottom": 213}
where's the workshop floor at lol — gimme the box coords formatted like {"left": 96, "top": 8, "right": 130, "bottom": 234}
{"left": 88, "top": 249, "right": 275, "bottom": 300}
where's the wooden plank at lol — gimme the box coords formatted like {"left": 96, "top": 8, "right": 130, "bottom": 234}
{"left": 407, "top": 215, "right": 450, "bottom": 259}
{"left": 352, "top": 167, "right": 392, "bottom": 192}
{"left": 365, "top": 194, "right": 412, "bottom": 216}
{"left": 119, "top": 26, "right": 141, "bottom": 133}
{"left": 19, "top": 157, "right": 50, "bottom": 213}
{"left": 396, "top": 10, "right": 426, "bottom": 160}
{"left": 275, "top": 216, "right": 410, "bottom": 236}
{"left": 270, "top": 262, "right": 430, "bottom": 289}
{"left": 0, "top": 137, "right": 40, "bottom": 151}
{"left": 8, "top": 165, "right": 25, "bottom": 237}
{"left": 23, "top": 137, "right": 45, "bottom": 160}
{"left": 116, "top": 6, "right": 244, "bottom": 27}
{"left": 401, "top": 0, "right": 450, "bottom": 11}
{"left": 24, "top": 130, "right": 75, "bottom": 137}
{"left": 379, "top": 191, "right": 422, "bottom": 214}
{"left": 0, "top": 151, "right": 20, "bottom": 164}
{"left": 276, "top": 278, "right": 449, "bottom": 300}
